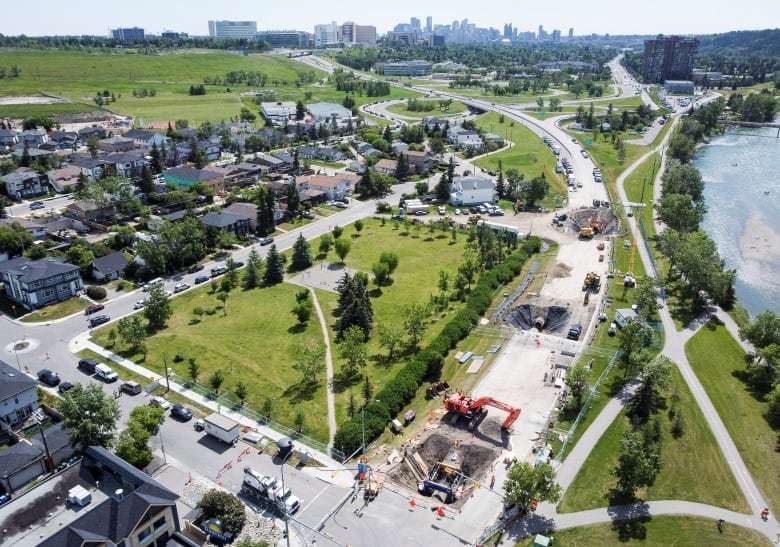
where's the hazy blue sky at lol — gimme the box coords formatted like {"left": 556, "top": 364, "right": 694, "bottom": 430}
{"left": 1, "top": 0, "right": 776, "bottom": 37}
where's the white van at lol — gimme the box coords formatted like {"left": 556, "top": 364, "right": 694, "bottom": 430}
{"left": 94, "top": 363, "right": 118, "bottom": 383}
{"left": 143, "top": 278, "right": 163, "bottom": 292}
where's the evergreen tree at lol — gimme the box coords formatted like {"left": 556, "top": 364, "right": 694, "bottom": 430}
{"left": 149, "top": 142, "right": 163, "bottom": 174}
{"left": 255, "top": 187, "right": 276, "bottom": 236}
{"left": 243, "top": 248, "right": 262, "bottom": 289}
{"left": 291, "top": 233, "right": 313, "bottom": 270}
{"left": 263, "top": 245, "right": 285, "bottom": 285}
{"left": 435, "top": 170, "right": 450, "bottom": 202}
{"left": 287, "top": 179, "right": 300, "bottom": 217}
{"left": 335, "top": 272, "right": 374, "bottom": 339}
{"left": 296, "top": 100, "right": 306, "bottom": 120}
{"left": 395, "top": 152, "right": 410, "bottom": 181}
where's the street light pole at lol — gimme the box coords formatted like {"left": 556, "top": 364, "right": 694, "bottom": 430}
{"left": 280, "top": 450, "right": 292, "bottom": 547}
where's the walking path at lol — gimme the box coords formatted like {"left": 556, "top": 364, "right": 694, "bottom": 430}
{"left": 507, "top": 101, "right": 780, "bottom": 543}
{"left": 308, "top": 287, "right": 338, "bottom": 452}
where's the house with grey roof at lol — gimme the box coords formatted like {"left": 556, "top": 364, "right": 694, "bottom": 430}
{"left": 0, "top": 256, "right": 83, "bottom": 309}
{"left": 121, "top": 128, "right": 167, "bottom": 149}
{"left": 261, "top": 101, "right": 298, "bottom": 125}
{"left": 200, "top": 210, "right": 251, "bottom": 236}
{"left": 2, "top": 167, "right": 50, "bottom": 200}
{"left": 0, "top": 217, "right": 47, "bottom": 240}
{"left": 18, "top": 129, "right": 49, "bottom": 146}
{"left": 307, "top": 102, "right": 353, "bottom": 123}
{"left": 104, "top": 152, "right": 146, "bottom": 178}
{"left": 224, "top": 202, "right": 259, "bottom": 231}
{"left": 315, "top": 146, "right": 345, "bottom": 162}
{"left": 0, "top": 129, "right": 19, "bottom": 148}
{"left": 46, "top": 165, "right": 83, "bottom": 193}
{"left": 272, "top": 151, "right": 294, "bottom": 172}
{"left": 98, "top": 135, "right": 134, "bottom": 153}
{"left": 69, "top": 156, "right": 107, "bottom": 181}
{"left": 78, "top": 126, "right": 106, "bottom": 140}
{"left": 298, "top": 145, "right": 316, "bottom": 160}
{"left": 253, "top": 152, "right": 285, "bottom": 171}
{"left": 90, "top": 251, "right": 129, "bottom": 281}
{"left": 0, "top": 446, "right": 183, "bottom": 547}
{"left": 0, "top": 359, "right": 39, "bottom": 435}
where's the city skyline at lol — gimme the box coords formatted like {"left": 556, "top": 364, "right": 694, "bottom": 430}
{"left": 1, "top": 0, "right": 777, "bottom": 38}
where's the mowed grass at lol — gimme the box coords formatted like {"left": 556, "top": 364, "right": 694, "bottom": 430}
{"left": 685, "top": 321, "right": 780, "bottom": 513}
{"left": 21, "top": 296, "right": 88, "bottom": 322}
{"left": 385, "top": 99, "right": 467, "bottom": 119}
{"left": 516, "top": 515, "right": 771, "bottom": 547}
{"left": 558, "top": 365, "right": 748, "bottom": 514}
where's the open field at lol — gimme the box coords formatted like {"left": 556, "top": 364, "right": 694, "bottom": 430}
{"left": 385, "top": 99, "right": 468, "bottom": 119}
{"left": 557, "top": 365, "right": 749, "bottom": 514}
{"left": 685, "top": 321, "right": 780, "bottom": 514}
{"left": 516, "top": 515, "right": 771, "bottom": 546}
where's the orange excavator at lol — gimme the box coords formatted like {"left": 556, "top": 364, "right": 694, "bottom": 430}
{"left": 444, "top": 392, "right": 521, "bottom": 430}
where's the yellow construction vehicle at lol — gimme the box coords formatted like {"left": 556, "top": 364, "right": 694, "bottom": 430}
{"left": 579, "top": 226, "right": 594, "bottom": 238}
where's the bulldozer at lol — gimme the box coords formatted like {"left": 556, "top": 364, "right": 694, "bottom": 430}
{"left": 583, "top": 271, "right": 601, "bottom": 292}
{"left": 579, "top": 226, "right": 594, "bottom": 238}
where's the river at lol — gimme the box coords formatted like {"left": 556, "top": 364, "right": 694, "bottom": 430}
{"left": 694, "top": 125, "right": 780, "bottom": 318}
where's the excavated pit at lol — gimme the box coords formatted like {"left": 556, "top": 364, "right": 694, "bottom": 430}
{"left": 569, "top": 207, "right": 619, "bottom": 235}
{"left": 504, "top": 304, "right": 571, "bottom": 333}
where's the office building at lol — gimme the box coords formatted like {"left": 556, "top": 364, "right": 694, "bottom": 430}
{"left": 426, "top": 16, "right": 433, "bottom": 34}
{"left": 354, "top": 25, "right": 377, "bottom": 45}
{"left": 382, "top": 60, "right": 433, "bottom": 77}
{"left": 341, "top": 21, "right": 355, "bottom": 43}
{"left": 208, "top": 20, "right": 257, "bottom": 40}
{"left": 642, "top": 35, "right": 699, "bottom": 83}
{"left": 257, "top": 30, "right": 309, "bottom": 48}
{"left": 568, "top": 27, "right": 574, "bottom": 39}
{"left": 314, "top": 21, "right": 340, "bottom": 47}
{"left": 111, "top": 27, "right": 145, "bottom": 41}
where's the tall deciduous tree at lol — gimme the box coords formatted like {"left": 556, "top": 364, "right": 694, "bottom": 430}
{"left": 144, "top": 284, "right": 172, "bottom": 330}
{"left": 403, "top": 302, "right": 430, "bottom": 348}
{"left": 318, "top": 233, "right": 334, "bottom": 257}
{"left": 197, "top": 490, "right": 247, "bottom": 537}
{"left": 339, "top": 325, "right": 368, "bottom": 376}
{"left": 611, "top": 429, "right": 662, "bottom": 498}
{"left": 60, "top": 383, "right": 121, "bottom": 452}
{"left": 117, "top": 315, "right": 147, "bottom": 352}
{"left": 503, "top": 462, "right": 563, "bottom": 512}
{"left": 377, "top": 323, "right": 403, "bottom": 363}
{"left": 334, "top": 237, "right": 351, "bottom": 264}
{"left": 293, "top": 342, "right": 326, "bottom": 383}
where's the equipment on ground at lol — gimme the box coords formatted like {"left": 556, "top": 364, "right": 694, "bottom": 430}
{"left": 582, "top": 272, "right": 601, "bottom": 292}
{"left": 624, "top": 240, "right": 637, "bottom": 287}
{"left": 202, "top": 413, "right": 240, "bottom": 445}
{"left": 240, "top": 466, "right": 301, "bottom": 515}
{"left": 578, "top": 226, "right": 594, "bottom": 238}
{"left": 418, "top": 479, "right": 456, "bottom": 504}
{"left": 444, "top": 392, "right": 521, "bottom": 430}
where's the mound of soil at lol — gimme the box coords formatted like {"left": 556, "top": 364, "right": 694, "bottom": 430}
{"left": 550, "top": 262, "right": 573, "bottom": 278}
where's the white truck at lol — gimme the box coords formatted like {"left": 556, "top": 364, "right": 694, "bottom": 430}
{"left": 201, "top": 413, "right": 240, "bottom": 445}
{"left": 240, "top": 467, "right": 301, "bottom": 515}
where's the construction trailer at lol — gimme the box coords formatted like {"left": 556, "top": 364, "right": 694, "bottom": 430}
{"left": 615, "top": 308, "right": 638, "bottom": 328}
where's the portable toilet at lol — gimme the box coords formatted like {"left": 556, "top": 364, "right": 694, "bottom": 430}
{"left": 390, "top": 419, "right": 403, "bottom": 434}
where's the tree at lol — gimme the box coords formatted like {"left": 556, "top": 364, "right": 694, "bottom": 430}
{"left": 292, "top": 342, "right": 326, "bottom": 383}
{"left": 611, "top": 429, "right": 662, "bottom": 498}
{"left": 60, "top": 383, "right": 121, "bottom": 452}
{"left": 434, "top": 171, "right": 450, "bottom": 202}
{"left": 187, "top": 357, "right": 200, "bottom": 384}
{"left": 334, "top": 237, "right": 351, "bottom": 264}
{"left": 0, "top": 223, "right": 34, "bottom": 256}
{"left": 332, "top": 225, "right": 344, "bottom": 239}
{"left": 656, "top": 193, "right": 706, "bottom": 233}
{"left": 255, "top": 186, "right": 276, "bottom": 236}
{"left": 263, "top": 245, "right": 285, "bottom": 285}
{"left": 371, "top": 261, "right": 390, "bottom": 286}
{"left": 627, "top": 356, "right": 673, "bottom": 424}
{"left": 403, "top": 302, "right": 430, "bottom": 348}
{"left": 117, "top": 315, "right": 147, "bottom": 352}
{"left": 234, "top": 381, "right": 248, "bottom": 406}
{"left": 522, "top": 173, "right": 549, "bottom": 208}
{"left": 197, "top": 490, "right": 247, "bottom": 537}
{"left": 339, "top": 325, "right": 368, "bottom": 376}
{"left": 291, "top": 300, "right": 313, "bottom": 324}
{"left": 291, "top": 233, "right": 313, "bottom": 270}
{"left": 379, "top": 251, "right": 399, "bottom": 274}
{"left": 243, "top": 248, "right": 262, "bottom": 289}
{"left": 209, "top": 369, "right": 225, "bottom": 395}
{"left": 566, "top": 362, "right": 591, "bottom": 410}
{"left": 216, "top": 291, "right": 229, "bottom": 316}
{"left": 335, "top": 272, "right": 374, "bottom": 339}
{"left": 144, "top": 284, "right": 172, "bottom": 330}
{"left": 115, "top": 422, "right": 153, "bottom": 469}
{"left": 354, "top": 219, "right": 364, "bottom": 236}
{"left": 740, "top": 310, "right": 780, "bottom": 350}
{"left": 503, "top": 462, "right": 563, "bottom": 512}
{"left": 287, "top": 179, "right": 300, "bottom": 217}
{"left": 378, "top": 323, "right": 403, "bottom": 363}
{"left": 225, "top": 258, "right": 239, "bottom": 288}
{"left": 395, "top": 152, "right": 410, "bottom": 180}
{"left": 767, "top": 382, "right": 780, "bottom": 428}
{"left": 129, "top": 405, "right": 166, "bottom": 436}
{"left": 618, "top": 320, "right": 653, "bottom": 378}
{"left": 318, "top": 233, "right": 334, "bottom": 257}
{"left": 633, "top": 276, "right": 660, "bottom": 320}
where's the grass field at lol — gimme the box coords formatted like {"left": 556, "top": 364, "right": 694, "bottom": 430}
{"left": 557, "top": 365, "right": 749, "bottom": 514}
{"left": 516, "top": 515, "right": 771, "bottom": 546}
{"left": 90, "top": 218, "right": 476, "bottom": 443}
{"left": 385, "top": 99, "right": 467, "bottom": 119}
{"left": 21, "top": 297, "right": 88, "bottom": 322}
{"left": 685, "top": 321, "right": 780, "bottom": 514}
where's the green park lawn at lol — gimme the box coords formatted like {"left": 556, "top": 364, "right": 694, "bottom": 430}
{"left": 517, "top": 515, "right": 771, "bottom": 547}
{"left": 385, "top": 99, "right": 467, "bottom": 119}
{"left": 685, "top": 321, "right": 780, "bottom": 514}
{"left": 21, "top": 297, "right": 88, "bottom": 322}
{"left": 557, "top": 365, "right": 749, "bottom": 514}
{"left": 91, "top": 218, "right": 478, "bottom": 443}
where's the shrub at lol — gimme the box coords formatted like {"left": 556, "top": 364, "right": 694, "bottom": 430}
{"left": 86, "top": 286, "right": 107, "bottom": 300}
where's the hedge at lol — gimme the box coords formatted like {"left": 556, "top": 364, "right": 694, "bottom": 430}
{"left": 332, "top": 238, "right": 542, "bottom": 457}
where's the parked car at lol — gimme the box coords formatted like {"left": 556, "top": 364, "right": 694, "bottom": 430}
{"left": 233, "top": 261, "right": 245, "bottom": 268}
{"left": 334, "top": 202, "right": 348, "bottom": 209}
{"left": 194, "top": 275, "right": 210, "bottom": 284}
{"left": 120, "top": 381, "right": 143, "bottom": 395}
{"left": 188, "top": 264, "right": 205, "bottom": 274}
{"left": 29, "top": 201, "right": 45, "bottom": 210}
{"left": 77, "top": 358, "right": 99, "bottom": 374}
{"left": 149, "top": 396, "right": 171, "bottom": 410}
{"left": 301, "top": 211, "right": 315, "bottom": 219}
{"left": 438, "top": 206, "right": 446, "bottom": 215}
{"left": 58, "top": 381, "right": 74, "bottom": 394}
{"left": 37, "top": 369, "right": 61, "bottom": 387}
{"left": 84, "top": 304, "right": 105, "bottom": 315}
{"left": 173, "top": 283, "right": 190, "bottom": 293}
{"left": 210, "top": 266, "right": 227, "bottom": 278}
{"left": 133, "top": 300, "right": 146, "bottom": 309}
{"left": 170, "top": 404, "right": 193, "bottom": 421}
{"left": 260, "top": 237, "right": 274, "bottom": 246}
{"left": 414, "top": 210, "right": 428, "bottom": 216}
{"left": 88, "top": 315, "right": 110, "bottom": 328}
{"left": 94, "top": 363, "right": 118, "bottom": 382}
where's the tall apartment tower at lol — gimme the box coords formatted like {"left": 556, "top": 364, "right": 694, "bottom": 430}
{"left": 642, "top": 35, "right": 699, "bottom": 83}
{"left": 568, "top": 27, "right": 574, "bottom": 39}
{"left": 208, "top": 20, "right": 257, "bottom": 40}
{"left": 426, "top": 16, "right": 433, "bottom": 34}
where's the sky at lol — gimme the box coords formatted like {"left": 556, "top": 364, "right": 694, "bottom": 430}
{"left": 1, "top": 0, "right": 777, "bottom": 37}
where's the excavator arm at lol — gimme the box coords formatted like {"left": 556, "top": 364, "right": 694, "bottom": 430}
{"left": 472, "top": 397, "right": 522, "bottom": 430}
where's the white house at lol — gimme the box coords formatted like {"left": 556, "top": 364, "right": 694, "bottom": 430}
{"left": 298, "top": 174, "right": 355, "bottom": 201}
{"left": 449, "top": 175, "right": 497, "bottom": 206}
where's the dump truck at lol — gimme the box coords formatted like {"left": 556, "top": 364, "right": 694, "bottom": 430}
{"left": 240, "top": 467, "right": 301, "bottom": 515}
{"left": 202, "top": 413, "right": 240, "bottom": 445}
{"left": 579, "top": 226, "right": 594, "bottom": 238}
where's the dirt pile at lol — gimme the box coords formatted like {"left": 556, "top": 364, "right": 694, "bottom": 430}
{"left": 550, "top": 262, "right": 573, "bottom": 278}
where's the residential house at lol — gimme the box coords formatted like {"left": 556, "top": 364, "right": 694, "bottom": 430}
{"left": 0, "top": 446, "right": 183, "bottom": 547}
{"left": 307, "top": 102, "right": 353, "bottom": 123}
{"left": 29, "top": 422, "right": 75, "bottom": 468}
{"left": 10, "top": 146, "right": 53, "bottom": 162}
{"left": 298, "top": 173, "right": 354, "bottom": 201}
{"left": 98, "top": 135, "right": 134, "bottom": 153}
{"left": 163, "top": 166, "right": 225, "bottom": 191}
{"left": 47, "top": 131, "right": 79, "bottom": 150}
{"left": 197, "top": 139, "right": 222, "bottom": 162}
{"left": 449, "top": 128, "right": 483, "bottom": 150}
{"left": 78, "top": 125, "right": 106, "bottom": 141}
{"left": 402, "top": 150, "right": 437, "bottom": 175}
{"left": 374, "top": 159, "right": 397, "bottom": 176}
{"left": 228, "top": 162, "right": 265, "bottom": 184}
{"left": 121, "top": 128, "right": 167, "bottom": 149}
{"left": 354, "top": 141, "right": 374, "bottom": 155}
{"left": 104, "top": 152, "right": 146, "bottom": 178}
{"left": 271, "top": 151, "right": 295, "bottom": 172}
{"left": 0, "top": 129, "right": 19, "bottom": 148}
{"left": 449, "top": 175, "right": 497, "bottom": 206}
{"left": 45, "top": 165, "right": 82, "bottom": 193}
{"left": 200, "top": 210, "right": 251, "bottom": 236}
{"left": 2, "top": 168, "right": 50, "bottom": 200}
{"left": 90, "top": 251, "right": 129, "bottom": 281}
{"left": 69, "top": 157, "right": 107, "bottom": 181}
{"left": 0, "top": 218, "right": 47, "bottom": 240}
{"left": 261, "top": 101, "right": 298, "bottom": 125}
{"left": 253, "top": 152, "right": 286, "bottom": 172}
{"left": 224, "top": 202, "right": 259, "bottom": 231}
{"left": 0, "top": 256, "right": 83, "bottom": 309}
{"left": 315, "top": 146, "right": 345, "bottom": 162}
{"left": 65, "top": 199, "right": 116, "bottom": 223}
{"left": 421, "top": 116, "right": 449, "bottom": 132}
{"left": 391, "top": 141, "right": 409, "bottom": 155}
{"left": 0, "top": 439, "right": 47, "bottom": 494}
{"left": 298, "top": 145, "right": 317, "bottom": 160}
{"left": 0, "top": 359, "right": 38, "bottom": 434}
{"left": 17, "top": 129, "right": 48, "bottom": 147}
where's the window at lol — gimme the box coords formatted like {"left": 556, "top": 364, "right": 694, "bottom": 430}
{"left": 153, "top": 516, "right": 167, "bottom": 532}
{"left": 137, "top": 527, "right": 152, "bottom": 541}
{"left": 41, "top": 288, "right": 54, "bottom": 298}
{"left": 59, "top": 285, "right": 70, "bottom": 294}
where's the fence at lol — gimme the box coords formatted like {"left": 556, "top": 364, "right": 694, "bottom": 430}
{"left": 554, "top": 348, "right": 621, "bottom": 462}
{"left": 638, "top": 216, "right": 658, "bottom": 278}
{"left": 170, "top": 373, "right": 345, "bottom": 463}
